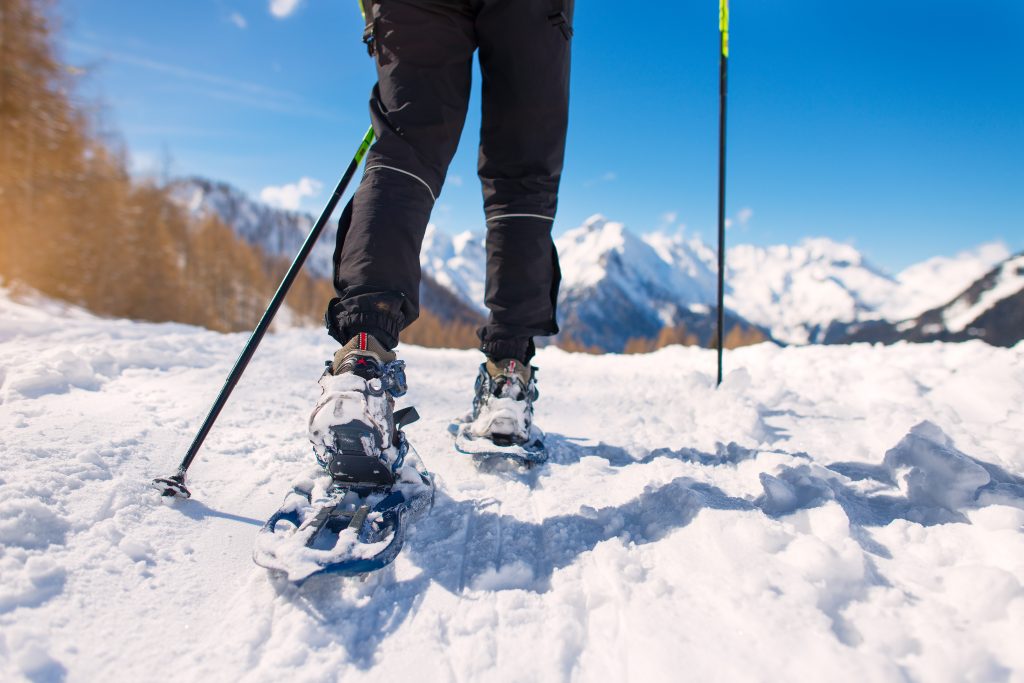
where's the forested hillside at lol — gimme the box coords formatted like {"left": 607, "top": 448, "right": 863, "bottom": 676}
{"left": 0, "top": 0, "right": 342, "bottom": 332}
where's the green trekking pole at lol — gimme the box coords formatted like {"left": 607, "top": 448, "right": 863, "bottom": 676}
{"left": 716, "top": 0, "right": 729, "bottom": 386}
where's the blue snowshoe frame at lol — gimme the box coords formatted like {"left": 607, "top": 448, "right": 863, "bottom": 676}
{"left": 255, "top": 471, "right": 434, "bottom": 584}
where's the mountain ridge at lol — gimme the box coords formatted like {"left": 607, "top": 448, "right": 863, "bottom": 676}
{"left": 169, "top": 177, "right": 1017, "bottom": 350}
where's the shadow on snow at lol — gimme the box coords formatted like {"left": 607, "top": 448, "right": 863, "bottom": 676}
{"left": 272, "top": 420, "right": 1023, "bottom": 669}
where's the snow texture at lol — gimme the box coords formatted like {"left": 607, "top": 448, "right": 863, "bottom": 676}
{"left": 1, "top": 288, "right": 1023, "bottom": 682}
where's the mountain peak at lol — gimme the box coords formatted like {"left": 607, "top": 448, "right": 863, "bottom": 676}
{"left": 581, "top": 213, "right": 610, "bottom": 232}
{"left": 795, "top": 237, "right": 866, "bottom": 267}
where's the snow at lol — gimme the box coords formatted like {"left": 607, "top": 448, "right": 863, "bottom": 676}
{"left": 725, "top": 239, "right": 897, "bottom": 343}
{"left": 420, "top": 224, "right": 488, "bottom": 315}
{"left": 2, "top": 288, "right": 1023, "bottom": 681}
{"left": 943, "top": 254, "right": 1024, "bottom": 333}
{"left": 554, "top": 216, "right": 715, "bottom": 309}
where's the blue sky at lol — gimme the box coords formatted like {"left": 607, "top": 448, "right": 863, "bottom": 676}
{"left": 61, "top": 0, "right": 1023, "bottom": 272}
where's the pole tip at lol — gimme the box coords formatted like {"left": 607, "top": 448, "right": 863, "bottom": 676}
{"left": 151, "top": 474, "right": 191, "bottom": 499}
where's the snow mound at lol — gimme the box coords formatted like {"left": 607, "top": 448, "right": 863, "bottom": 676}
{"left": 882, "top": 421, "right": 992, "bottom": 514}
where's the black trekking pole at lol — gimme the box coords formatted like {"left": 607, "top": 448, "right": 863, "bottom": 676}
{"left": 715, "top": 0, "right": 729, "bottom": 387}
{"left": 152, "top": 125, "right": 376, "bottom": 499}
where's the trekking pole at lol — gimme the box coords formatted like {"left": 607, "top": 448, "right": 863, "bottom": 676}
{"left": 152, "top": 125, "right": 376, "bottom": 499}
{"left": 715, "top": 0, "right": 729, "bottom": 387}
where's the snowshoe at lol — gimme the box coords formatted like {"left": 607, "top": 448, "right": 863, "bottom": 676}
{"left": 253, "top": 334, "right": 434, "bottom": 582}
{"left": 451, "top": 358, "right": 547, "bottom": 466}
{"left": 252, "top": 442, "right": 433, "bottom": 584}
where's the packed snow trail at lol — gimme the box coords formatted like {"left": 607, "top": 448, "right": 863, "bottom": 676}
{"left": 1, "top": 290, "right": 1023, "bottom": 682}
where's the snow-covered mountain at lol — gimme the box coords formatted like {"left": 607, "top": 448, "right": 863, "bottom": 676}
{"left": 421, "top": 214, "right": 1010, "bottom": 349}
{"left": 725, "top": 239, "right": 902, "bottom": 344}
{"left": 941, "top": 252, "right": 1024, "bottom": 339}
{"left": 169, "top": 177, "right": 333, "bottom": 279}
{"left": 834, "top": 252, "right": 1024, "bottom": 347}
{"left": 559, "top": 215, "right": 717, "bottom": 308}
{"left": 553, "top": 215, "right": 755, "bottom": 350}
{"left": 169, "top": 176, "right": 1012, "bottom": 349}
{"left": 420, "top": 224, "right": 488, "bottom": 316}
{"left": 879, "top": 242, "right": 1012, "bottom": 321}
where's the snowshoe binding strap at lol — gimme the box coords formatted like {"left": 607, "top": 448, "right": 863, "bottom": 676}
{"left": 324, "top": 423, "right": 395, "bottom": 487}
{"left": 394, "top": 406, "right": 419, "bottom": 429}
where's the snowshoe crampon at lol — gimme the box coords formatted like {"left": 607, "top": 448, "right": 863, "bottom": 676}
{"left": 253, "top": 453, "right": 433, "bottom": 584}
{"left": 448, "top": 419, "right": 547, "bottom": 466}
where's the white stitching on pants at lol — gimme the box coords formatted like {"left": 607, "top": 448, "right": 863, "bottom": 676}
{"left": 365, "top": 165, "right": 437, "bottom": 201}
{"left": 486, "top": 213, "right": 555, "bottom": 222}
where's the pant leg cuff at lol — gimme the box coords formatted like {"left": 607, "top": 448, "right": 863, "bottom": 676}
{"left": 480, "top": 337, "right": 535, "bottom": 364}
{"left": 325, "top": 301, "right": 403, "bottom": 350}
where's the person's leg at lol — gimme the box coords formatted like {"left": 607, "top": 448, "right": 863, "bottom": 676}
{"left": 474, "top": 0, "right": 573, "bottom": 363}
{"left": 327, "top": 0, "right": 476, "bottom": 349}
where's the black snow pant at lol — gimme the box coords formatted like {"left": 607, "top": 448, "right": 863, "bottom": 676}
{"left": 325, "top": 0, "right": 573, "bottom": 363}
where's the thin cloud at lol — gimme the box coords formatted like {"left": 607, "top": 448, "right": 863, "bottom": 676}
{"left": 156, "top": 81, "right": 340, "bottom": 121}
{"left": 66, "top": 40, "right": 297, "bottom": 102}
{"left": 726, "top": 207, "right": 754, "bottom": 230}
{"left": 229, "top": 12, "right": 247, "bottom": 29}
{"left": 657, "top": 210, "right": 687, "bottom": 234}
{"left": 67, "top": 41, "right": 340, "bottom": 120}
{"left": 260, "top": 177, "right": 322, "bottom": 210}
{"left": 583, "top": 171, "right": 617, "bottom": 188}
{"left": 129, "top": 149, "right": 159, "bottom": 174}
{"left": 122, "top": 123, "right": 240, "bottom": 139}
{"left": 270, "top": 0, "right": 303, "bottom": 18}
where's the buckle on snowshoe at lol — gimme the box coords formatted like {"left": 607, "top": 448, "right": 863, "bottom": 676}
{"left": 381, "top": 360, "right": 408, "bottom": 397}
{"left": 325, "top": 424, "right": 394, "bottom": 486}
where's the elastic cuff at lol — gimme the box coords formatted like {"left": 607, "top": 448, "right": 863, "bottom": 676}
{"left": 325, "top": 301, "right": 403, "bottom": 350}
{"left": 481, "top": 337, "right": 535, "bottom": 364}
